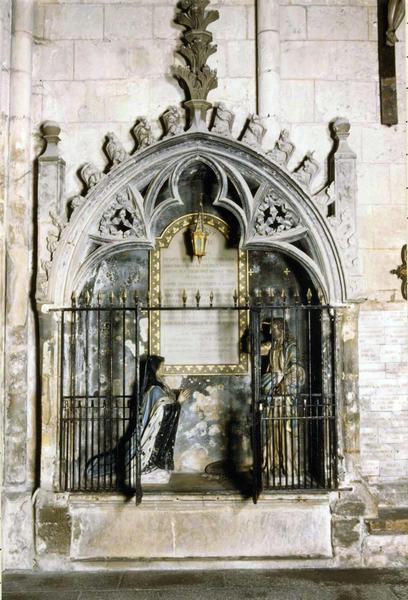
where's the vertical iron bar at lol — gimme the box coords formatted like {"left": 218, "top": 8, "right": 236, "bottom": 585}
{"left": 135, "top": 301, "right": 142, "bottom": 504}
{"left": 108, "top": 299, "right": 114, "bottom": 488}
{"left": 59, "top": 311, "right": 65, "bottom": 491}
{"left": 282, "top": 303, "right": 288, "bottom": 489}
{"left": 77, "top": 309, "right": 82, "bottom": 491}
{"left": 327, "top": 308, "right": 332, "bottom": 489}
{"left": 295, "top": 303, "right": 301, "bottom": 489}
{"left": 250, "top": 307, "right": 262, "bottom": 503}
{"left": 307, "top": 306, "right": 312, "bottom": 489}
{"left": 331, "top": 309, "right": 338, "bottom": 487}
{"left": 97, "top": 299, "right": 101, "bottom": 491}
{"left": 271, "top": 305, "right": 275, "bottom": 489}
{"left": 71, "top": 303, "right": 77, "bottom": 490}
{"left": 122, "top": 297, "right": 126, "bottom": 486}
{"left": 84, "top": 303, "right": 90, "bottom": 490}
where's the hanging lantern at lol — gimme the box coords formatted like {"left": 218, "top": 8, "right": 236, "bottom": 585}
{"left": 191, "top": 198, "right": 209, "bottom": 262}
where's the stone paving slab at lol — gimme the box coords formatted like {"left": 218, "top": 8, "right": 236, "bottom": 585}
{"left": 2, "top": 569, "right": 408, "bottom": 600}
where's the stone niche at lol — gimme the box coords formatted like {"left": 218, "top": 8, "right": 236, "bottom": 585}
{"left": 36, "top": 106, "right": 362, "bottom": 566}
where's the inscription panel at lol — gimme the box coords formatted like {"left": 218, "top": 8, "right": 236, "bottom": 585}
{"left": 150, "top": 214, "right": 248, "bottom": 374}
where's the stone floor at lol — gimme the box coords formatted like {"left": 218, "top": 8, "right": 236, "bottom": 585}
{"left": 2, "top": 568, "right": 408, "bottom": 600}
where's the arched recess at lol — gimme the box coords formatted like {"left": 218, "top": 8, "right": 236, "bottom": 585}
{"left": 46, "top": 132, "right": 347, "bottom": 305}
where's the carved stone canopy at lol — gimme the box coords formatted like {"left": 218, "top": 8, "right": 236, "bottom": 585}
{"left": 38, "top": 111, "right": 358, "bottom": 307}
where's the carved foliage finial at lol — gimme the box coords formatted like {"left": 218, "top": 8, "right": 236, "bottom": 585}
{"left": 172, "top": 0, "right": 219, "bottom": 109}
{"left": 41, "top": 120, "right": 64, "bottom": 159}
{"left": 332, "top": 116, "right": 356, "bottom": 158}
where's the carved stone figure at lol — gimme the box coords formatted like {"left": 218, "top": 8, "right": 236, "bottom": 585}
{"left": 163, "top": 106, "right": 184, "bottom": 138}
{"left": 211, "top": 103, "right": 235, "bottom": 137}
{"left": 260, "top": 319, "right": 305, "bottom": 483}
{"left": 86, "top": 355, "right": 192, "bottom": 487}
{"left": 106, "top": 132, "right": 128, "bottom": 165}
{"left": 70, "top": 194, "right": 85, "bottom": 213}
{"left": 241, "top": 114, "right": 266, "bottom": 149}
{"left": 80, "top": 162, "right": 104, "bottom": 190}
{"left": 44, "top": 210, "right": 65, "bottom": 282}
{"left": 267, "top": 129, "right": 295, "bottom": 167}
{"left": 133, "top": 118, "right": 154, "bottom": 150}
{"left": 294, "top": 152, "right": 320, "bottom": 188}
{"left": 254, "top": 190, "right": 300, "bottom": 236}
{"left": 99, "top": 188, "right": 145, "bottom": 238}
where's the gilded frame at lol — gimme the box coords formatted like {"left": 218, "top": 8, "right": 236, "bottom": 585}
{"left": 149, "top": 213, "right": 248, "bottom": 375}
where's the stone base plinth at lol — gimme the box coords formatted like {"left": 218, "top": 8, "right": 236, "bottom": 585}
{"left": 69, "top": 493, "right": 332, "bottom": 561}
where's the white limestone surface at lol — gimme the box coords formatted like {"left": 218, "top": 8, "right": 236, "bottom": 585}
{"left": 70, "top": 496, "right": 332, "bottom": 561}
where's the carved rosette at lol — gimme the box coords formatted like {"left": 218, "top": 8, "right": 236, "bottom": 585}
{"left": 254, "top": 191, "right": 301, "bottom": 237}
{"left": 99, "top": 189, "right": 145, "bottom": 239}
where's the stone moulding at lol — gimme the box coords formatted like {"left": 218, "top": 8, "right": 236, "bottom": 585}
{"left": 36, "top": 110, "right": 360, "bottom": 308}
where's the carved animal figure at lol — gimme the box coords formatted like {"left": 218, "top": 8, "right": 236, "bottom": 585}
{"left": 212, "top": 103, "right": 234, "bottom": 136}
{"left": 267, "top": 129, "right": 295, "bottom": 167}
{"left": 294, "top": 152, "right": 320, "bottom": 188}
{"left": 80, "top": 162, "right": 103, "bottom": 189}
{"left": 163, "top": 106, "right": 183, "bottom": 138}
{"left": 106, "top": 132, "right": 128, "bottom": 165}
{"left": 134, "top": 118, "right": 154, "bottom": 150}
{"left": 241, "top": 114, "right": 266, "bottom": 148}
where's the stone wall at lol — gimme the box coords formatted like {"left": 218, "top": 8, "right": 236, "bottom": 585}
{"left": 32, "top": 0, "right": 256, "bottom": 194}
{"left": 276, "top": 0, "right": 407, "bottom": 488}
{"left": 278, "top": 0, "right": 406, "bottom": 298}
{"left": 359, "top": 306, "right": 408, "bottom": 484}
{"left": 1, "top": 0, "right": 406, "bottom": 569}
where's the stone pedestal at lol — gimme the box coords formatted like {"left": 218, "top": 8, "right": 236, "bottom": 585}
{"left": 67, "top": 493, "right": 332, "bottom": 562}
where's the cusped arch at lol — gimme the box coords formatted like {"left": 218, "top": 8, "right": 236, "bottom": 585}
{"left": 47, "top": 132, "right": 347, "bottom": 305}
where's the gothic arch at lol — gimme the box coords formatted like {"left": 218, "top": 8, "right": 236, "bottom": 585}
{"left": 42, "top": 130, "right": 352, "bottom": 306}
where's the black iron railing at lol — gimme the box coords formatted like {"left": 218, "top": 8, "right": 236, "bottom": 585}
{"left": 54, "top": 291, "right": 337, "bottom": 501}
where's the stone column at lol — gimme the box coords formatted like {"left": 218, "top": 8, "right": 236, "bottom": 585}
{"left": 3, "top": 0, "right": 35, "bottom": 569}
{"left": 37, "top": 122, "right": 66, "bottom": 301}
{"left": 256, "top": 0, "right": 280, "bottom": 145}
{"left": 330, "top": 118, "right": 361, "bottom": 299}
